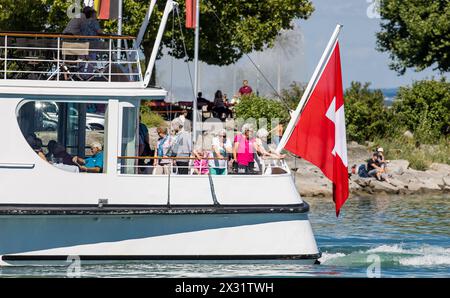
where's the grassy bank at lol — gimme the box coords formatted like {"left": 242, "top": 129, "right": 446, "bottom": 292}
{"left": 372, "top": 136, "right": 449, "bottom": 171}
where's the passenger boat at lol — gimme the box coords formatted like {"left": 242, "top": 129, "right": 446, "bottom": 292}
{"left": 0, "top": 2, "right": 322, "bottom": 266}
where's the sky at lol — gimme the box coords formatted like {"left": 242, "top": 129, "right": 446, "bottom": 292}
{"left": 155, "top": 0, "right": 447, "bottom": 102}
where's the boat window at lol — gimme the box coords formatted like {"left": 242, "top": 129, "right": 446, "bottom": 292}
{"left": 17, "top": 100, "right": 107, "bottom": 173}
{"left": 120, "top": 105, "right": 138, "bottom": 174}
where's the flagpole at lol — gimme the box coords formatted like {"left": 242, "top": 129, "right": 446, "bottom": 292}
{"left": 276, "top": 24, "right": 343, "bottom": 153}
{"left": 117, "top": 0, "right": 123, "bottom": 56}
{"left": 192, "top": 0, "right": 200, "bottom": 144}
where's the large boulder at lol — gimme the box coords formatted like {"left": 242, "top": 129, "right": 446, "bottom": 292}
{"left": 387, "top": 160, "right": 410, "bottom": 175}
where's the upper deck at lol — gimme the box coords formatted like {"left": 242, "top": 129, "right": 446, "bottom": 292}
{"left": 0, "top": 32, "right": 147, "bottom": 90}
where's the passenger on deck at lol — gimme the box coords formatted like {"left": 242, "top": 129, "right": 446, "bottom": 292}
{"left": 26, "top": 134, "right": 47, "bottom": 162}
{"left": 167, "top": 119, "right": 192, "bottom": 175}
{"left": 209, "top": 129, "right": 232, "bottom": 175}
{"left": 254, "top": 128, "right": 286, "bottom": 159}
{"left": 193, "top": 149, "right": 209, "bottom": 175}
{"left": 46, "top": 140, "right": 76, "bottom": 166}
{"left": 233, "top": 124, "right": 256, "bottom": 174}
{"left": 138, "top": 116, "right": 152, "bottom": 174}
{"left": 80, "top": 6, "right": 103, "bottom": 36}
{"left": 72, "top": 142, "right": 104, "bottom": 173}
{"left": 153, "top": 126, "right": 173, "bottom": 175}
{"left": 63, "top": 10, "right": 87, "bottom": 35}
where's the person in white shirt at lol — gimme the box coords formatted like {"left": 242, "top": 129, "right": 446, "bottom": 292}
{"left": 209, "top": 129, "right": 232, "bottom": 175}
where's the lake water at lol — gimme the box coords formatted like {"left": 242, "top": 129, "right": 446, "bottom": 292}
{"left": 1, "top": 194, "right": 449, "bottom": 278}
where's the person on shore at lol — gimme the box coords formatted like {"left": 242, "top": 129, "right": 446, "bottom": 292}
{"left": 238, "top": 80, "right": 253, "bottom": 96}
{"left": 367, "top": 152, "right": 387, "bottom": 181}
{"left": 153, "top": 126, "right": 173, "bottom": 175}
{"left": 376, "top": 147, "right": 389, "bottom": 174}
{"left": 72, "top": 142, "right": 104, "bottom": 173}
{"left": 209, "top": 129, "right": 233, "bottom": 175}
{"left": 233, "top": 124, "right": 256, "bottom": 174}
{"left": 167, "top": 119, "right": 192, "bottom": 175}
{"left": 212, "top": 90, "right": 231, "bottom": 121}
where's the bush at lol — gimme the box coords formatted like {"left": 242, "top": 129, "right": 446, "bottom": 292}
{"left": 373, "top": 135, "right": 449, "bottom": 170}
{"left": 140, "top": 105, "right": 166, "bottom": 128}
{"left": 234, "top": 94, "right": 290, "bottom": 130}
{"left": 390, "top": 78, "right": 450, "bottom": 144}
{"left": 344, "top": 82, "right": 389, "bottom": 143}
{"left": 279, "top": 81, "right": 306, "bottom": 110}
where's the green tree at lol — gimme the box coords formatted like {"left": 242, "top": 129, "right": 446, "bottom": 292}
{"left": 279, "top": 81, "right": 306, "bottom": 110}
{"left": 377, "top": 0, "right": 450, "bottom": 74}
{"left": 234, "top": 94, "right": 289, "bottom": 130}
{"left": 390, "top": 78, "right": 450, "bottom": 143}
{"left": 0, "top": 0, "right": 49, "bottom": 32}
{"left": 0, "top": 0, "right": 314, "bottom": 67}
{"left": 344, "top": 82, "right": 388, "bottom": 143}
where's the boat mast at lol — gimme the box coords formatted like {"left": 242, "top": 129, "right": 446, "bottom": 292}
{"left": 192, "top": 0, "right": 200, "bottom": 143}
{"left": 117, "top": 0, "right": 123, "bottom": 51}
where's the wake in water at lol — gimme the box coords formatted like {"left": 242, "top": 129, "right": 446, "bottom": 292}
{"left": 320, "top": 244, "right": 450, "bottom": 267}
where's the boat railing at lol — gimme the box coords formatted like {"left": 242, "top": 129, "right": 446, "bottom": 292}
{"left": 116, "top": 156, "right": 290, "bottom": 176}
{"left": 0, "top": 32, "right": 142, "bottom": 83}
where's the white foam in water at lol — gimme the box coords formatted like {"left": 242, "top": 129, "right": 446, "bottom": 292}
{"left": 367, "top": 244, "right": 450, "bottom": 267}
{"left": 319, "top": 252, "right": 346, "bottom": 264}
{"left": 399, "top": 255, "right": 450, "bottom": 266}
{"left": 368, "top": 244, "right": 407, "bottom": 254}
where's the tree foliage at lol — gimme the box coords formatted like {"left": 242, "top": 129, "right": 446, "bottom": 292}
{"left": 377, "top": 0, "right": 450, "bottom": 74}
{"left": 390, "top": 78, "right": 450, "bottom": 143}
{"left": 0, "top": 0, "right": 314, "bottom": 66}
{"left": 234, "top": 94, "right": 290, "bottom": 130}
{"left": 279, "top": 81, "right": 306, "bottom": 110}
{"left": 344, "top": 82, "right": 388, "bottom": 143}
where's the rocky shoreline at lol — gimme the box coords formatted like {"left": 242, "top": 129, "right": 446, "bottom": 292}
{"left": 288, "top": 142, "right": 450, "bottom": 197}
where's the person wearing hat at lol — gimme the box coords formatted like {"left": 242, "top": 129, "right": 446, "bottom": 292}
{"left": 376, "top": 147, "right": 389, "bottom": 174}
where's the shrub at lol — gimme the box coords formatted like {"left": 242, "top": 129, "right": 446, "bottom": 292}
{"left": 140, "top": 105, "right": 166, "bottom": 128}
{"left": 344, "top": 82, "right": 388, "bottom": 143}
{"left": 390, "top": 78, "right": 450, "bottom": 144}
{"left": 234, "top": 94, "right": 290, "bottom": 130}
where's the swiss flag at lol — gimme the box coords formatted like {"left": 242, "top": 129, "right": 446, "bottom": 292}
{"left": 285, "top": 42, "right": 349, "bottom": 216}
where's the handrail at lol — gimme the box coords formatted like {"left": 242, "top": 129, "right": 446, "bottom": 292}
{"left": 0, "top": 32, "right": 142, "bottom": 83}
{"left": 118, "top": 156, "right": 229, "bottom": 160}
{"left": 0, "top": 32, "right": 135, "bottom": 40}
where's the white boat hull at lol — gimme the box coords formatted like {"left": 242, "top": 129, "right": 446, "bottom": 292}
{"left": 0, "top": 210, "right": 320, "bottom": 266}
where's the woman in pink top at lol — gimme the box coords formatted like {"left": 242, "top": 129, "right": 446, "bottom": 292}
{"left": 233, "top": 124, "right": 256, "bottom": 174}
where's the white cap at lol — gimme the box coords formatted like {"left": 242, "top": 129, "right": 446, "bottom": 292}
{"left": 377, "top": 147, "right": 384, "bottom": 152}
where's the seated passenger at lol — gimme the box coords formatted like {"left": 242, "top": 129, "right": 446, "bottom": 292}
{"left": 233, "top": 124, "right": 256, "bottom": 174}
{"left": 26, "top": 134, "right": 47, "bottom": 162}
{"left": 46, "top": 140, "right": 76, "bottom": 166}
{"left": 72, "top": 142, "right": 104, "bottom": 173}
{"left": 209, "top": 129, "right": 232, "bottom": 175}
